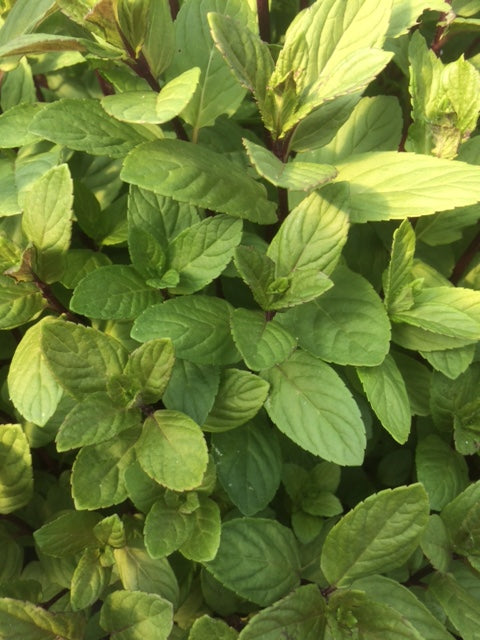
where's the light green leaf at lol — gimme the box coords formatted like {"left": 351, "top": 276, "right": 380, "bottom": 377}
{"left": 243, "top": 139, "right": 337, "bottom": 191}
{"left": 335, "top": 151, "right": 480, "bottom": 222}
{"left": 8, "top": 317, "right": 63, "bottom": 426}
{"left": 0, "top": 0, "right": 56, "bottom": 47}
{"left": 0, "top": 598, "right": 84, "bottom": 640}
{"left": 357, "top": 354, "right": 411, "bottom": 444}
{"left": 100, "top": 591, "right": 173, "bottom": 640}
{"left": 132, "top": 296, "right": 240, "bottom": 366}
{"left": 392, "top": 286, "right": 480, "bottom": 340}
{"left": 34, "top": 511, "right": 101, "bottom": 558}
{"left": 0, "top": 158, "right": 20, "bottom": 216}
{"left": 71, "top": 547, "right": 110, "bottom": 612}
{"left": 238, "top": 584, "right": 325, "bottom": 640}
{"left": 202, "top": 369, "right": 269, "bottom": 432}
{"left": 190, "top": 615, "right": 238, "bottom": 640}
{"left": 0, "top": 276, "right": 45, "bottom": 330}
{"left": 163, "top": 360, "right": 220, "bottom": 425}
{"left": 0, "top": 424, "right": 32, "bottom": 514}
{"left": 416, "top": 435, "right": 469, "bottom": 511}
{"left": 115, "top": 0, "right": 150, "bottom": 54}
{"left": 233, "top": 245, "right": 277, "bottom": 310}
{"left": 421, "top": 514, "right": 452, "bottom": 572}
{"left": 393, "top": 351, "right": 432, "bottom": 416}
{"left": 60, "top": 249, "right": 112, "bottom": 290}
{"left": 29, "top": 99, "right": 150, "bottom": 158}
{"left": 142, "top": 0, "right": 174, "bottom": 77}
{"left": 94, "top": 514, "right": 126, "bottom": 549}
{"left": 180, "top": 496, "right": 221, "bottom": 562}
{"left": 388, "top": 0, "right": 449, "bottom": 37}
{"left": 101, "top": 68, "right": 200, "bottom": 124}
{"left": 169, "top": 215, "right": 243, "bottom": 294}
{"left": 262, "top": 349, "right": 366, "bottom": 466}
{"left": 144, "top": 497, "right": 194, "bottom": 559}
{"left": 121, "top": 140, "right": 277, "bottom": 224}
{"left": 206, "top": 518, "right": 301, "bottom": 606}
{"left": 212, "top": 421, "right": 282, "bottom": 516}
{"left": 429, "top": 572, "right": 480, "bottom": 640}
{"left": 230, "top": 308, "right": 296, "bottom": 371}
{"left": 0, "top": 102, "right": 44, "bottom": 147}
{"left": 22, "top": 164, "right": 73, "bottom": 282}
{"left": 71, "top": 428, "right": 138, "bottom": 509}
{"left": 70, "top": 265, "right": 160, "bottom": 321}
{"left": 167, "top": 0, "right": 253, "bottom": 132}
{"left": 279, "top": 266, "right": 391, "bottom": 367}
{"left": 136, "top": 410, "right": 208, "bottom": 491}
{"left": 124, "top": 339, "right": 175, "bottom": 404}
{"left": 383, "top": 220, "right": 416, "bottom": 313}
{"left": 41, "top": 319, "right": 127, "bottom": 398}
{"left": 56, "top": 392, "right": 142, "bottom": 451}
{"left": 320, "top": 484, "right": 429, "bottom": 586}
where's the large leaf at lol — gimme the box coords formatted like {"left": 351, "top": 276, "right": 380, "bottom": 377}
{"left": 335, "top": 151, "right": 480, "bottom": 222}
{"left": 0, "top": 424, "right": 33, "bottom": 514}
{"left": 279, "top": 266, "right": 391, "bottom": 366}
{"left": 0, "top": 0, "right": 56, "bottom": 46}
{"left": 100, "top": 591, "right": 173, "bottom": 640}
{"left": 132, "top": 296, "right": 240, "bottom": 366}
{"left": 121, "top": 139, "right": 277, "bottom": 224}
{"left": 33, "top": 511, "right": 101, "bottom": 558}
{"left": 321, "top": 484, "right": 429, "bottom": 586}
{"left": 261, "top": 349, "right": 366, "bottom": 466}
{"left": 429, "top": 572, "right": 480, "bottom": 640}
{"left": 205, "top": 518, "right": 301, "bottom": 606}
{"left": 0, "top": 598, "right": 84, "bottom": 640}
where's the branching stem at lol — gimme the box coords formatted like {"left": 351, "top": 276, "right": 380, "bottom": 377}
{"left": 257, "top": 0, "right": 271, "bottom": 43}
{"left": 450, "top": 224, "right": 480, "bottom": 284}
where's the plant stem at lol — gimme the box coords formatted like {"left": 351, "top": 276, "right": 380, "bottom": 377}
{"left": 168, "top": 0, "right": 180, "bottom": 20}
{"left": 450, "top": 224, "right": 480, "bottom": 284}
{"left": 299, "top": 0, "right": 310, "bottom": 9}
{"left": 431, "top": 0, "right": 453, "bottom": 56}
{"left": 33, "top": 277, "right": 85, "bottom": 324}
{"left": 257, "top": 0, "right": 271, "bottom": 42}
{"left": 0, "top": 513, "right": 33, "bottom": 536}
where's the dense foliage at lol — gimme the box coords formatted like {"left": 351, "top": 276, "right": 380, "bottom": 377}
{"left": 1, "top": 0, "right": 480, "bottom": 638}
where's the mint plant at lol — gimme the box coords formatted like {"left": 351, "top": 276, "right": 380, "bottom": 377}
{"left": 1, "top": 0, "right": 480, "bottom": 638}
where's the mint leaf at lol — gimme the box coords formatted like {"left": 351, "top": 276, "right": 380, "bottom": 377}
{"left": 121, "top": 140, "right": 277, "bottom": 224}
{"left": 163, "top": 360, "right": 220, "bottom": 425}
{"left": 0, "top": 598, "right": 84, "bottom": 640}
{"left": 321, "top": 484, "right": 429, "bottom": 586}
{"left": 71, "top": 547, "right": 110, "bottom": 612}
{"left": 100, "top": 591, "right": 173, "bottom": 640}
{"left": 0, "top": 103, "right": 44, "bottom": 147}
{"left": 124, "top": 339, "right": 175, "bottom": 405}
{"left": 180, "top": 496, "right": 221, "bottom": 562}
{"left": 0, "top": 424, "right": 33, "bottom": 514}
{"left": 190, "top": 615, "right": 238, "bottom": 640}
{"left": 34, "top": 511, "right": 101, "bottom": 558}
{"left": 0, "top": 276, "right": 45, "bottom": 330}
{"left": 206, "top": 518, "right": 301, "bottom": 606}
{"left": 429, "top": 572, "right": 480, "bottom": 640}
{"left": 262, "top": 349, "right": 366, "bottom": 466}
{"left": 144, "top": 497, "right": 195, "bottom": 559}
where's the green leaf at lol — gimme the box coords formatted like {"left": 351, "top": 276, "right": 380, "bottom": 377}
{"left": 22, "top": 164, "right": 73, "bottom": 282}
{"left": 267, "top": 184, "right": 350, "bottom": 278}
{"left": 321, "top": 484, "right": 429, "bottom": 586}
{"left": 0, "top": 276, "right": 45, "bottom": 330}
{"left": 357, "top": 354, "right": 411, "bottom": 444}
{"left": 392, "top": 286, "right": 480, "bottom": 340}
{"left": 0, "top": 424, "right": 33, "bottom": 514}
{"left": 262, "top": 349, "right": 366, "bottom": 466}
{"left": 279, "top": 266, "right": 391, "bottom": 366}
{"left": 0, "top": 157, "right": 20, "bottom": 216}
{"left": 392, "top": 351, "right": 432, "bottom": 416}
{"left": 180, "top": 496, "right": 221, "bottom": 562}
{"left": 100, "top": 590, "right": 173, "bottom": 640}
{"left": 56, "top": 392, "right": 142, "bottom": 451}
{"left": 163, "top": 360, "right": 220, "bottom": 425}
{"left": 41, "top": 319, "right": 128, "bottom": 398}
{"left": 416, "top": 435, "right": 469, "bottom": 510}
{"left": 429, "top": 572, "right": 480, "bottom": 640}
{"left": 202, "top": 369, "right": 269, "bottom": 432}
{"left": 132, "top": 296, "right": 240, "bottom": 366}
{"left": 243, "top": 139, "right": 337, "bottom": 191}
{"left": 0, "top": 0, "right": 56, "bottom": 47}
{"left": 121, "top": 139, "right": 277, "bottom": 224}
{"left": 71, "top": 547, "right": 110, "bottom": 612}
{"left": 190, "top": 615, "right": 238, "bottom": 640}
{"left": 144, "top": 497, "right": 194, "bottom": 559}
{"left": 169, "top": 215, "right": 243, "bottom": 294}
{"left": 238, "top": 584, "right": 325, "bottom": 640}
{"left": 388, "top": 0, "right": 449, "bottom": 37}
{"left": 34, "top": 511, "right": 101, "bottom": 558}
{"left": 100, "top": 68, "right": 201, "bottom": 124}
{"left": 0, "top": 598, "right": 84, "bottom": 640}
{"left": 124, "top": 339, "right": 175, "bottom": 404}
{"left": 230, "top": 308, "right": 296, "bottom": 371}
{"left": 60, "top": 249, "right": 112, "bottom": 289}
{"left": 29, "top": 99, "right": 150, "bottom": 158}
{"left": 142, "top": 0, "right": 174, "bottom": 77}
{"left": 70, "top": 265, "right": 160, "bottom": 321}
{"left": 115, "top": 0, "right": 150, "bottom": 54}
{"left": 0, "top": 102, "right": 44, "bottom": 147}
{"left": 8, "top": 318, "right": 63, "bottom": 426}
{"left": 94, "top": 514, "right": 126, "bottom": 548}
{"left": 383, "top": 220, "right": 417, "bottom": 313}
{"left": 212, "top": 421, "right": 282, "bottom": 516}
{"left": 167, "top": 0, "right": 253, "bottom": 132}
{"left": 335, "top": 151, "right": 480, "bottom": 222}
{"left": 136, "top": 410, "right": 208, "bottom": 491}
{"left": 233, "top": 245, "right": 277, "bottom": 310}
{"left": 71, "top": 429, "right": 138, "bottom": 509}
{"left": 421, "top": 514, "right": 452, "bottom": 572}
{"left": 205, "top": 518, "right": 301, "bottom": 606}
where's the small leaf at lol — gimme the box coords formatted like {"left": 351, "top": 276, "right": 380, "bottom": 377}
{"left": 163, "top": 360, "right": 220, "bottom": 425}
{"left": 180, "top": 496, "right": 221, "bottom": 562}
{"left": 206, "top": 518, "right": 301, "bottom": 606}
{"left": 383, "top": 220, "right": 417, "bottom": 313}
{"left": 0, "top": 598, "right": 84, "bottom": 640}
{"left": 0, "top": 276, "right": 45, "bottom": 330}
{"left": 34, "top": 511, "right": 101, "bottom": 558}
{"left": 321, "top": 484, "right": 429, "bottom": 586}
{"left": 136, "top": 410, "right": 208, "bottom": 491}
{"left": 0, "top": 102, "right": 44, "bottom": 147}
{"left": 144, "top": 498, "right": 194, "bottom": 559}
{"left": 71, "top": 547, "right": 110, "bottom": 612}
{"left": 190, "top": 615, "right": 238, "bottom": 640}
{"left": 0, "top": 424, "right": 33, "bottom": 514}
{"left": 100, "top": 590, "right": 173, "bottom": 640}
{"left": 262, "top": 349, "right": 366, "bottom": 466}
{"left": 124, "top": 339, "right": 175, "bottom": 404}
